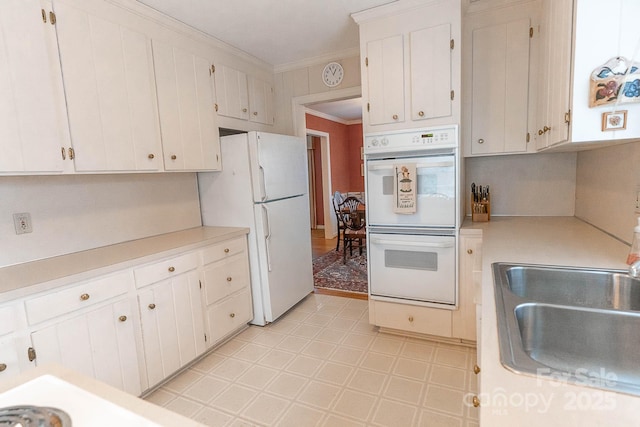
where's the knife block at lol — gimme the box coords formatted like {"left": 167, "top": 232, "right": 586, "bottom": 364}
{"left": 471, "top": 194, "right": 491, "bottom": 222}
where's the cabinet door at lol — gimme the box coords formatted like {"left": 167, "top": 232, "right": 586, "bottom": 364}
{"left": 471, "top": 19, "right": 531, "bottom": 155}
{"left": 536, "top": 0, "right": 573, "bottom": 149}
{"left": 30, "top": 298, "right": 141, "bottom": 395}
{"left": 138, "top": 269, "right": 205, "bottom": 388}
{"left": 0, "top": 335, "right": 26, "bottom": 381}
{"left": 53, "top": 0, "right": 161, "bottom": 172}
{"left": 0, "top": 0, "right": 69, "bottom": 173}
{"left": 410, "top": 24, "right": 452, "bottom": 121}
{"left": 366, "top": 35, "right": 405, "bottom": 126}
{"left": 215, "top": 64, "right": 250, "bottom": 120}
{"left": 153, "top": 41, "right": 221, "bottom": 171}
{"left": 248, "top": 76, "right": 274, "bottom": 125}
{"left": 453, "top": 234, "right": 482, "bottom": 341}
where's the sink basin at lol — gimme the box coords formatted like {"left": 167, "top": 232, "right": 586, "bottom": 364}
{"left": 494, "top": 263, "right": 640, "bottom": 396}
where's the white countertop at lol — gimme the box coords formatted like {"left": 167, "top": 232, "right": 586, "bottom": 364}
{"left": 0, "top": 364, "right": 204, "bottom": 426}
{"left": 461, "top": 216, "right": 638, "bottom": 426}
{"left": 0, "top": 226, "right": 248, "bottom": 302}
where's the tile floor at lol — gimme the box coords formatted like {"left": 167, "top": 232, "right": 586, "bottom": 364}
{"left": 144, "top": 293, "right": 479, "bottom": 426}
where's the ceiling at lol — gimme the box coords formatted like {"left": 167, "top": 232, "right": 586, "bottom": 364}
{"left": 135, "top": 0, "right": 396, "bottom": 68}
{"left": 307, "top": 98, "right": 364, "bottom": 122}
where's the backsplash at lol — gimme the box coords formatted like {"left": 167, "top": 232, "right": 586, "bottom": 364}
{"left": 576, "top": 140, "right": 640, "bottom": 245}
{"left": 0, "top": 173, "right": 202, "bottom": 267}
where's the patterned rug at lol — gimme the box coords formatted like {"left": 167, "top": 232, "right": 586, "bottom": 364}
{"left": 312, "top": 250, "right": 368, "bottom": 294}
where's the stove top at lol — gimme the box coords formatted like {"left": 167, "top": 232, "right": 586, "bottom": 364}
{"left": 0, "top": 405, "right": 72, "bottom": 427}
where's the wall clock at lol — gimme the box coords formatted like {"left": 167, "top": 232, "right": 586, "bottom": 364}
{"left": 322, "top": 62, "right": 344, "bottom": 87}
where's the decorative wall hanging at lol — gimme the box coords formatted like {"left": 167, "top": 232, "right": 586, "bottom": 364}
{"left": 601, "top": 110, "right": 627, "bottom": 131}
{"left": 590, "top": 57, "right": 640, "bottom": 107}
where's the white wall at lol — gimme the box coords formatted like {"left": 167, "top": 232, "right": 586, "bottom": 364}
{"left": 0, "top": 173, "right": 202, "bottom": 267}
{"left": 575, "top": 141, "right": 640, "bottom": 244}
{"left": 465, "top": 152, "right": 577, "bottom": 216}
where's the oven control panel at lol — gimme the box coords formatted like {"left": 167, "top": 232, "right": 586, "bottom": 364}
{"left": 364, "top": 126, "right": 458, "bottom": 154}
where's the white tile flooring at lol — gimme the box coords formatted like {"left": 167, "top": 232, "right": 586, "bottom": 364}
{"left": 144, "top": 293, "right": 479, "bottom": 426}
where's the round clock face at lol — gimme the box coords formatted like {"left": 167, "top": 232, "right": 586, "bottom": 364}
{"left": 322, "top": 62, "right": 344, "bottom": 87}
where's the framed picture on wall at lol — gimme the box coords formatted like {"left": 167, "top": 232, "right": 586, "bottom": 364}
{"left": 602, "top": 110, "right": 627, "bottom": 131}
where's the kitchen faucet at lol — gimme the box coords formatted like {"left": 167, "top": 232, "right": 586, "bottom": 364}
{"left": 629, "top": 259, "right": 640, "bottom": 278}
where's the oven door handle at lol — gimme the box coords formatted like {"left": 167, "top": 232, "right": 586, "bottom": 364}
{"left": 370, "top": 238, "right": 454, "bottom": 248}
{"left": 367, "top": 161, "right": 454, "bottom": 171}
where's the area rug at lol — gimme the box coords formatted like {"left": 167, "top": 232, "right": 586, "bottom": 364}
{"left": 312, "top": 250, "right": 368, "bottom": 294}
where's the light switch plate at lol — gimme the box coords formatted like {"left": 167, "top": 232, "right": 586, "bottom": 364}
{"left": 13, "top": 212, "right": 32, "bottom": 234}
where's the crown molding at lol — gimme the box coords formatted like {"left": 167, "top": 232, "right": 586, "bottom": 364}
{"left": 274, "top": 47, "right": 360, "bottom": 74}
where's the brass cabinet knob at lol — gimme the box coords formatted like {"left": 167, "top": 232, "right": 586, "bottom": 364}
{"left": 418, "top": 111, "right": 424, "bottom": 117}
{"left": 242, "top": 108, "right": 248, "bottom": 113}
{"left": 168, "top": 266, "right": 175, "bottom": 272}
{"left": 467, "top": 249, "right": 473, "bottom": 254}
{"left": 472, "top": 396, "right": 480, "bottom": 407}
{"left": 119, "top": 315, "right": 127, "bottom": 322}
{"left": 392, "top": 114, "right": 399, "bottom": 120}
{"left": 171, "top": 155, "right": 177, "bottom": 160}
{"left": 226, "top": 276, "right": 232, "bottom": 282}
{"left": 148, "top": 303, "right": 156, "bottom": 310}
{"left": 80, "top": 293, "right": 90, "bottom": 301}
{"left": 0, "top": 363, "right": 6, "bottom": 372}
{"left": 408, "top": 315, "right": 414, "bottom": 322}
{"left": 224, "top": 248, "right": 230, "bottom": 253}
{"left": 477, "top": 139, "right": 484, "bottom": 144}
{"left": 253, "top": 111, "right": 258, "bottom": 116}
{"left": 148, "top": 153, "right": 155, "bottom": 159}
{"left": 473, "top": 364, "right": 481, "bottom": 374}
{"left": 229, "top": 312, "right": 236, "bottom": 318}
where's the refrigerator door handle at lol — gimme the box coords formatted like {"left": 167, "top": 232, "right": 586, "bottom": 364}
{"left": 262, "top": 205, "right": 273, "bottom": 271}
{"left": 259, "top": 165, "right": 268, "bottom": 202}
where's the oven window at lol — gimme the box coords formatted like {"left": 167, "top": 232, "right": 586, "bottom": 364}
{"left": 384, "top": 249, "right": 438, "bottom": 271}
{"left": 382, "top": 174, "right": 439, "bottom": 195}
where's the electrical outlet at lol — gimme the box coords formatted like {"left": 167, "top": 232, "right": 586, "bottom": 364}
{"left": 13, "top": 212, "right": 32, "bottom": 235}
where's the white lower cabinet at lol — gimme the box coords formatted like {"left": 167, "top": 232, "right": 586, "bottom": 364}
{"left": 29, "top": 297, "right": 141, "bottom": 395}
{"left": 136, "top": 259, "right": 206, "bottom": 389}
{"left": 369, "top": 300, "right": 453, "bottom": 338}
{"left": 201, "top": 237, "right": 253, "bottom": 346}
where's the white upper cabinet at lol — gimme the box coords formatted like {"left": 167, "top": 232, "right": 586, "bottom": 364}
{"left": 366, "top": 35, "right": 405, "bottom": 126}
{"left": 152, "top": 41, "right": 221, "bottom": 171}
{"left": 0, "top": 0, "right": 70, "bottom": 174}
{"left": 467, "top": 13, "right": 533, "bottom": 156}
{"left": 53, "top": 0, "right": 162, "bottom": 172}
{"left": 214, "top": 64, "right": 275, "bottom": 125}
{"left": 537, "top": 0, "right": 640, "bottom": 150}
{"left": 354, "top": 0, "right": 461, "bottom": 133}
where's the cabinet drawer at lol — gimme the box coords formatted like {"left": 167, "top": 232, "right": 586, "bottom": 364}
{"left": 201, "top": 237, "right": 247, "bottom": 265}
{"left": 207, "top": 289, "right": 252, "bottom": 344}
{"left": 371, "top": 300, "right": 452, "bottom": 337}
{"left": 134, "top": 252, "right": 199, "bottom": 288}
{"left": 25, "top": 271, "right": 132, "bottom": 325}
{"left": 203, "top": 255, "right": 250, "bottom": 305}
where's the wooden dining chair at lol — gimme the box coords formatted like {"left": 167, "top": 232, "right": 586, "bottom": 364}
{"left": 336, "top": 196, "right": 366, "bottom": 264}
{"left": 332, "top": 191, "right": 345, "bottom": 251}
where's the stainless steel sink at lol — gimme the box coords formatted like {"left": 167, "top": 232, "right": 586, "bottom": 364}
{"left": 494, "top": 263, "right": 640, "bottom": 396}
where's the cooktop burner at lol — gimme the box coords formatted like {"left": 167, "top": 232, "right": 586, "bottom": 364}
{"left": 0, "top": 405, "right": 72, "bottom": 427}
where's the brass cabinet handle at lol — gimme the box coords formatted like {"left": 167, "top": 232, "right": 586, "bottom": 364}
{"left": 224, "top": 248, "right": 230, "bottom": 253}
{"left": 168, "top": 266, "right": 175, "bottom": 272}
{"left": 119, "top": 315, "right": 127, "bottom": 322}
{"left": 0, "top": 363, "right": 6, "bottom": 372}
{"left": 418, "top": 111, "right": 424, "bottom": 117}
{"left": 148, "top": 153, "right": 155, "bottom": 159}
{"left": 61, "top": 147, "right": 66, "bottom": 160}
{"left": 467, "top": 249, "right": 473, "bottom": 254}
{"left": 538, "top": 125, "right": 551, "bottom": 136}
{"left": 80, "top": 293, "right": 90, "bottom": 301}
{"left": 472, "top": 396, "right": 480, "bottom": 407}
{"left": 229, "top": 312, "right": 235, "bottom": 318}
{"left": 408, "top": 315, "right": 414, "bottom": 322}
{"left": 392, "top": 114, "right": 399, "bottom": 120}
{"left": 171, "top": 155, "right": 177, "bottom": 160}
{"left": 41, "top": 8, "right": 47, "bottom": 23}
{"left": 226, "top": 276, "right": 232, "bottom": 282}
{"left": 148, "top": 303, "right": 156, "bottom": 310}
{"left": 473, "top": 364, "right": 481, "bottom": 375}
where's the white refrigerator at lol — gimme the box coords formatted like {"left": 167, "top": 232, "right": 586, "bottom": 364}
{"left": 198, "top": 131, "right": 313, "bottom": 326}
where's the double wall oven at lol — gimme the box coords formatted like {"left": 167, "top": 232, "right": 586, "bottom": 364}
{"left": 364, "top": 126, "right": 459, "bottom": 309}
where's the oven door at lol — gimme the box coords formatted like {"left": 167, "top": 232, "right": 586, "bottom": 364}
{"left": 368, "top": 232, "right": 456, "bottom": 307}
{"left": 365, "top": 153, "right": 456, "bottom": 227}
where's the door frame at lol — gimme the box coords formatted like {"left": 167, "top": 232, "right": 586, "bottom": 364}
{"left": 291, "top": 86, "right": 361, "bottom": 241}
